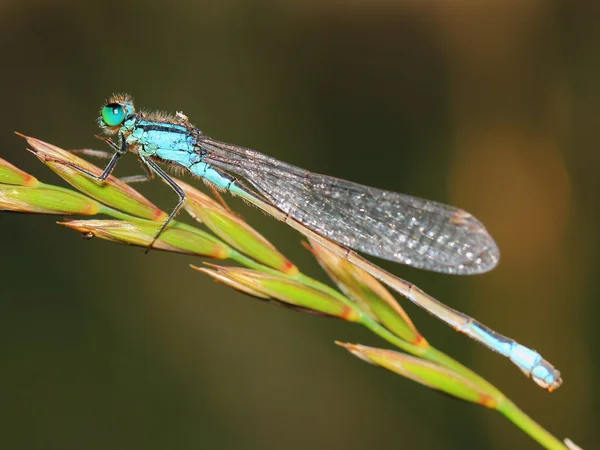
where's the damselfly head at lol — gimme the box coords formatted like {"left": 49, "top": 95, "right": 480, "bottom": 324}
{"left": 98, "top": 93, "right": 135, "bottom": 135}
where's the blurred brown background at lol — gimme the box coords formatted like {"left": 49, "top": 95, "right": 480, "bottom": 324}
{"left": 0, "top": 1, "right": 598, "bottom": 449}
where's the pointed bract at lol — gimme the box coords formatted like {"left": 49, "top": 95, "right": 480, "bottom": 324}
{"left": 337, "top": 343, "right": 499, "bottom": 408}
{"left": 196, "top": 266, "right": 271, "bottom": 299}
{"left": 193, "top": 265, "right": 361, "bottom": 321}
{"left": 309, "top": 240, "right": 424, "bottom": 346}
{"left": 60, "top": 219, "right": 231, "bottom": 258}
{"left": 18, "top": 134, "right": 166, "bottom": 221}
{"left": 0, "top": 185, "right": 100, "bottom": 215}
{"left": 178, "top": 178, "right": 298, "bottom": 275}
{"left": 0, "top": 158, "right": 38, "bottom": 186}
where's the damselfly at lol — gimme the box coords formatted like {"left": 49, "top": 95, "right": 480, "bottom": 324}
{"left": 58, "top": 94, "right": 562, "bottom": 391}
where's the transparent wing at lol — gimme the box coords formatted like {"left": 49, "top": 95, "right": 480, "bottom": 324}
{"left": 199, "top": 137, "right": 499, "bottom": 274}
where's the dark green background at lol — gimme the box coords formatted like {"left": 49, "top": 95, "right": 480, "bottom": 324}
{"left": 0, "top": 1, "right": 598, "bottom": 449}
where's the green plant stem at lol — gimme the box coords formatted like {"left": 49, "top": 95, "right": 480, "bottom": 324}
{"left": 498, "top": 399, "right": 567, "bottom": 450}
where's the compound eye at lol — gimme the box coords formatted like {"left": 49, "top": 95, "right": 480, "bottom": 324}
{"left": 102, "top": 103, "right": 126, "bottom": 127}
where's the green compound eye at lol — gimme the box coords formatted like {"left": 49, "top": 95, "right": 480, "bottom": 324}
{"left": 102, "top": 104, "right": 126, "bottom": 127}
